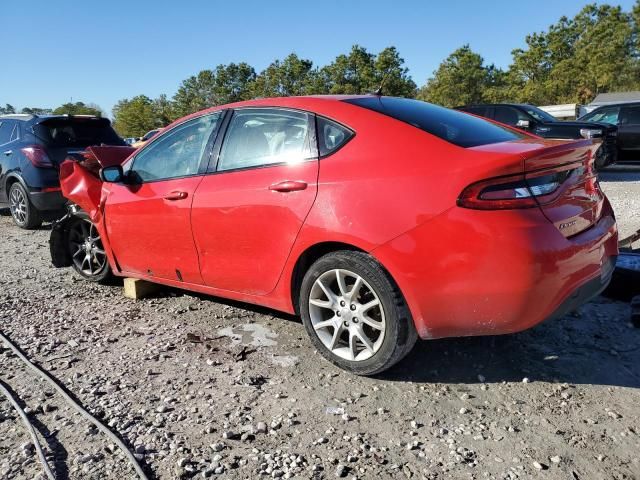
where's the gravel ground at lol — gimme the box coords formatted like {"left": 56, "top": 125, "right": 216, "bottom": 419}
{"left": 1, "top": 168, "right": 639, "bottom": 480}
{"left": 600, "top": 165, "right": 640, "bottom": 240}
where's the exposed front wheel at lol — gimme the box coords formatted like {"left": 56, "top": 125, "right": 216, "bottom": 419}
{"left": 299, "top": 251, "right": 417, "bottom": 375}
{"left": 9, "top": 182, "right": 42, "bottom": 229}
{"left": 67, "top": 216, "right": 112, "bottom": 283}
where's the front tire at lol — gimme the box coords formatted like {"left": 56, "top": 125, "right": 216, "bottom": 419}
{"left": 67, "top": 215, "right": 112, "bottom": 283}
{"left": 299, "top": 251, "right": 417, "bottom": 375}
{"left": 9, "top": 182, "right": 42, "bottom": 229}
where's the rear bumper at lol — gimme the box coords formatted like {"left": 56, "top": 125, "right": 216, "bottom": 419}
{"left": 372, "top": 205, "right": 619, "bottom": 340}
{"left": 29, "top": 190, "right": 67, "bottom": 211}
{"left": 546, "top": 255, "right": 615, "bottom": 321}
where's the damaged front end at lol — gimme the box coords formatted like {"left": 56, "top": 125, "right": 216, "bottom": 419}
{"left": 50, "top": 204, "right": 83, "bottom": 268}
{"left": 49, "top": 145, "right": 134, "bottom": 270}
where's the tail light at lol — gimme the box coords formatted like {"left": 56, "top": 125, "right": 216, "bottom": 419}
{"left": 21, "top": 145, "right": 54, "bottom": 168}
{"left": 458, "top": 170, "right": 572, "bottom": 210}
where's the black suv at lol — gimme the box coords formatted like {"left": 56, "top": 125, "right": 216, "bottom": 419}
{"left": 0, "top": 114, "right": 125, "bottom": 228}
{"left": 578, "top": 102, "right": 640, "bottom": 162}
{"left": 456, "top": 103, "right": 618, "bottom": 169}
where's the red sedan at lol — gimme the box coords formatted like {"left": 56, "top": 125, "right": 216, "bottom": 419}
{"left": 52, "top": 96, "right": 618, "bottom": 375}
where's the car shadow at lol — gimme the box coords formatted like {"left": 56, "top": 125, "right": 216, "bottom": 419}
{"left": 0, "top": 207, "right": 54, "bottom": 230}
{"left": 380, "top": 297, "right": 640, "bottom": 388}
{"left": 163, "top": 288, "right": 639, "bottom": 389}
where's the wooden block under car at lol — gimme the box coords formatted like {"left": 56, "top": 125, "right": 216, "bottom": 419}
{"left": 123, "top": 278, "right": 162, "bottom": 299}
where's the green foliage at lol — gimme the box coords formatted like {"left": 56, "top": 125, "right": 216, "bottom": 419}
{"left": 251, "top": 54, "right": 320, "bottom": 97}
{"left": 507, "top": 3, "right": 639, "bottom": 104}
{"left": 321, "top": 45, "right": 416, "bottom": 96}
{"left": 52, "top": 101, "right": 102, "bottom": 117}
{"left": 107, "top": 2, "right": 640, "bottom": 133}
{"left": 153, "top": 94, "right": 176, "bottom": 126}
{"left": 417, "top": 45, "right": 504, "bottom": 107}
{"left": 172, "top": 63, "right": 256, "bottom": 117}
{"left": 0, "top": 104, "right": 16, "bottom": 115}
{"left": 21, "top": 107, "right": 53, "bottom": 115}
{"left": 112, "top": 95, "right": 160, "bottom": 138}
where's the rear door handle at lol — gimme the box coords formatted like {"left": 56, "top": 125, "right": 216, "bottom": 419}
{"left": 3, "top": 150, "right": 12, "bottom": 156}
{"left": 269, "top": 181, "right": 308, "bottom": 193}
{"left": 164, "top": 191, "right": 188, "bottom": 200}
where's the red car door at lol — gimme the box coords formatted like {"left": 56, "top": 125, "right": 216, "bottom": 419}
{"left": 105, "top": 113, "right": 223, "bottom": 283}
{"left": 191, "top": 108, "right": 318, "bottom": 295}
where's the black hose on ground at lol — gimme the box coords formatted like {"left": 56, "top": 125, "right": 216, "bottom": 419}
{"left": 0, "top": 332, "right": 149, "bottom": 480}
{"left": 0, "top": 379, "right": 56, "bottom": 480}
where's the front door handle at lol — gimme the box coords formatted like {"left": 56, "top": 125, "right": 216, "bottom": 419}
{"left": 164, "top": 191, "right": 188, "bottom": 201}
{"left": 269, "top": 180, "right": 308, "bottom": 193}
{"left": 3, "top": 150, "right": 12, "bottom": 156}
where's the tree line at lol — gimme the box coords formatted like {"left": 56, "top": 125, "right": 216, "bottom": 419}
{"left": 3, "top": 2, "right": 639, "bottom": 138}
{"left": 0, "top": 101, "right": 103, "bottom": 117}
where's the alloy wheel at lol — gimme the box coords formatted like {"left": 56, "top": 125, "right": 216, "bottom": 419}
{"left": 69, "top": 219, "right": 107, "bottom": 277}
{"left": 308, "top": 269, "right": 386, "bottom": 362}
{"left": 9, "top": 186, "right": 27, "bottom": 225}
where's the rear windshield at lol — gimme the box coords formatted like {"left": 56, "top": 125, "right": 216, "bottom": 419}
{"left": 33, "top": 118, "right": 125, "bottom": 148}
{"left": 343, "top": 97, "right": 524, "bottom": 148}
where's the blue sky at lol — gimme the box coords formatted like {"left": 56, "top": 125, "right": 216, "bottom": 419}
{"left": 1, "top": 0, "right": 637, "bottom": 117}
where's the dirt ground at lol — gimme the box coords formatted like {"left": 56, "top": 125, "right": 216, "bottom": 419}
{"left": 1, "top": 167, "right": 639, "bottom": 480}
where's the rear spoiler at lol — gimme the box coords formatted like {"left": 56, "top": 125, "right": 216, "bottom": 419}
{"left": 519, "top": 139, "right": 597, "bottom": 173}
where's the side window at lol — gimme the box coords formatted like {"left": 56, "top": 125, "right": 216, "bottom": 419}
{"left": 10, "top": 124, "right": 19, "bottom": 142}
{"left": 463, "top": 106, "right": 488, "bottom": 117}
{"left": 317, "top": 116, "right": 353, "bottom": 156}
{"left": 620, "top": 106, "right": 640, "bottom": 125}
{"left": 131, "top": 113, "right": 221, "bottom": 182}
{"left": 493, "top": 106, "right": 527, "bottom": 126}
{"left": 0, "top": 121, "right": 13, "bottom": 145}
{"left": 217, "top": 109, "right": 312, "bottom": 172}
{"left": 586, "top": 106, "right": 620, "bottom": 124}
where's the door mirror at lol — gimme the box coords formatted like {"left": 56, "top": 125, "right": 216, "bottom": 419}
{"left": 100, "top": 165, "right": 124, "bottom": 183}
{"left": 516, "top": 119, "right": 531, "bottom": 129}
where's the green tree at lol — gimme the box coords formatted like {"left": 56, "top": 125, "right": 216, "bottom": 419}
{"left": 251, "top": 54, "right": 321, "bottom": 97}
{"left": 321, "top": 45, "right": 416, "bottom": 96}
{"left": 418, "top": 45, "right": 502, "bottom": 107}
{"left": 52, "top": 101, "right": 102, "bottom": 116}
{"left": 153, "top": 94, "right": 177, "bottom": 126}
{"left": 372, "top": 47, "right": 417, "bottom": 97}
{"left": 0, "top": 104, "right": 16, "bottom": 115}
{"left": 21, "top": 107, "right": 53, "bottom": 115}
{"left": 172, "top": 63, "right": 256, "bottom": 117}
{"left": 321, "top": 45, "right": 377, "bottom": 94}
{"left": 507, "top": 3, "right": 638, "bottom": 104}
{"left": 112, "top": 95, "right": 160, "bottom": 138}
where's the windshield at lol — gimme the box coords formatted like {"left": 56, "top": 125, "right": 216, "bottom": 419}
{"left": 522, "top": 106, "right": 557, "bottom": 123}
{"left": 579, "top": 106, "right": 621, "bottom": 124}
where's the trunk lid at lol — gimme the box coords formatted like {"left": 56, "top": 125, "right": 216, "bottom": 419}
{"left": 521, "top": 139, "right": 603, "bottom": 237}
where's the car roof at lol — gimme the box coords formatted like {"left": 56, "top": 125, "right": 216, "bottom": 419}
{"left": 0, "top": 114, "right": 103, "bottom": 123}
{"left": 460, "top": 103, "right": 534, "bottom": 109}
{"left": 162, "top": 95, "right": 379, "bottom": 128}
{"left": 0, "top": 114, "right": 36, "bottom": 121}
{"left": 591, "top": 101, "right": 640, "bottom": 110}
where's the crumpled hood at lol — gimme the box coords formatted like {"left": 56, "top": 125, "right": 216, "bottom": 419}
{"left": 59, "top": 160, "right": 104, "bottom": 222}
{"left": 58, "top": 145, "right": 135, "bottom": 221}
{"left": 83, "top": 145, "right": 136, "bottom": 168}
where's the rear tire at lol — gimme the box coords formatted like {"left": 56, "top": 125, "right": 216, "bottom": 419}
{"left": 9, "top": 182, "right": 42, "bottom": 229}
{"left": 299, "top": 250, "right": 417, "bottom": 375}
{"left": 67, "top": 214, "right": 112, "bottom": 283}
